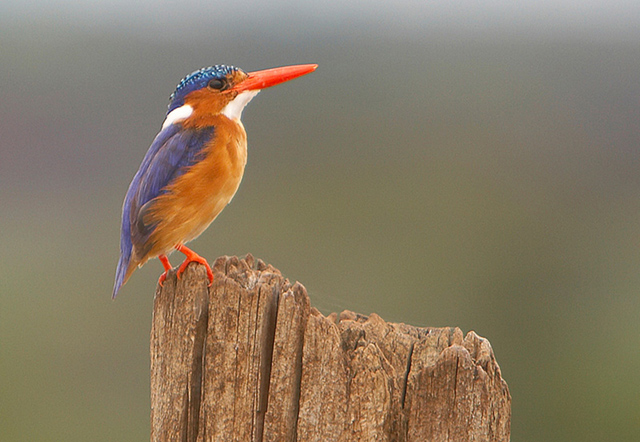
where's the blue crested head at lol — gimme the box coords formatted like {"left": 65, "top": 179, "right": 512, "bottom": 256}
{"left": 167, "top": 65, "right": 244, "bottom": 113}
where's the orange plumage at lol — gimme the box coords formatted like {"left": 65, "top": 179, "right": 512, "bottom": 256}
{"left": 144, "top": 117, "right": 247, "bottom": 262}
{"left": 113, "top": 64, "right": 317, "bottom": 298}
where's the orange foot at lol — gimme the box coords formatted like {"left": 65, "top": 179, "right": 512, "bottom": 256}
{"left": 176, "top": 244, "right": 214, "bottom": 286}
{"left": 157, "top": 254, "right": 173, "bottom": 286}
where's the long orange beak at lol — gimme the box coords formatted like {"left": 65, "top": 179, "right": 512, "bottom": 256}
{"left": 232, "top": 64, "right": 318, "bottom": 92}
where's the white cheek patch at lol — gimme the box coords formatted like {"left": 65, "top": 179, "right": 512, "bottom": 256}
{"left": 162, "top": 104, "right": 193, "bottom": 129}
{"left": 222, "top": 90, "right": 260, "bottom": 121}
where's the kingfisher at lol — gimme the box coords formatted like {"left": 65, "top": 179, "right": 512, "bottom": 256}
{"left": 112, "top": 63, "right": 317, "bottom": 298}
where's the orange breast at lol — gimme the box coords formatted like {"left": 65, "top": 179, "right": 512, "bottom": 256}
{"left": 143, "top": 116, "right": 248, "bottom": 259}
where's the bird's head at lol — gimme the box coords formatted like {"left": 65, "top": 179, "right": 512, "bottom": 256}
{"left": 163, "top": 63, "right": 317, "bottom": 129}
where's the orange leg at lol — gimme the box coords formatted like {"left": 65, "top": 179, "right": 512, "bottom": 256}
{"left": 158, "top": 254, "right": 173, "bottom": 286}
{"left": 175, "top": 244, "right": 213, "bottom": 285}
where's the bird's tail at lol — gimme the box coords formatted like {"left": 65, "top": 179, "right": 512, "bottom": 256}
{"left": 112, "top": 253, "right": 138, "bottom": 299}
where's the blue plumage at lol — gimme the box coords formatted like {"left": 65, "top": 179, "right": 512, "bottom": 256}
{"left": 133, "top": 126, "right": 214, "bottom": 218}
{"left": 112, "top": 123, "right": 215, "bottom": 298}
{"left": 113, "top": 63, "right": 316, "bottom": 299}
{"left": 168, "top": 65, "right": 242, "bottom": 113}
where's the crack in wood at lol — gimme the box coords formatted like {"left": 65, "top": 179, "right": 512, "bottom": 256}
{"left": 401, "top": 342, "right": 414, "bottom": 410}
{"left": 150, "top": 256, "right": 511, "bottom": 442}
{"left": 290, "top": 284, "right": 307, "bottom": 442}
{"left": 185, "top": 286, "right": 208, "bottom": 442}
{"left": 255, "top": 278, "right": 280, "bottom": 442}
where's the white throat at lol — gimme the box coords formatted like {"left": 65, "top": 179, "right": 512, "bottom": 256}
{"left": 222, "top": 90, "right": 260, "bottom": 121}
{"left": 160, "top": 90, "right": 259, "bottom": 129}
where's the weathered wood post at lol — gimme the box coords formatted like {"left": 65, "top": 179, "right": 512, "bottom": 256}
{"left": 150, "top": 255, "right": 511, "bottom": 442}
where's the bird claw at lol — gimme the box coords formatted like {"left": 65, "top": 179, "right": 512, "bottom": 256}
{"left": 158, "top": 271, "right": 168, "bottom": 287}
{"left": 157, "top": 254, "right": 173, "bottom": 287}
{"left": 175, "top": 245, "right": 214, "bottom": 286}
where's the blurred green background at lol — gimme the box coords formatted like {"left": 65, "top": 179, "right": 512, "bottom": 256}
{"left": 1, "top": 1, "right": 640, "bottom": 441}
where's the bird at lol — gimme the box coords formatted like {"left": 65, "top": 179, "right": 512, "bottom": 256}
{"left": 112, "top": 63, "right": 317, "bottom": 298}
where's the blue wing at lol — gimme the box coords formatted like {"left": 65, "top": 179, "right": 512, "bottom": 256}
{"left": 112, "top": 123, "right": 215, "bottom": 298}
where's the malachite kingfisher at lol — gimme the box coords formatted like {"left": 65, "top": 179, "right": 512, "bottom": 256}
{"left": 112, "top": 63, "right": 317, "bottom": 298}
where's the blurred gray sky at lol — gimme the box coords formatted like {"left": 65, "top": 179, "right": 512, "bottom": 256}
{"left": 2, "top": 0, "right": 640, "bottom": 39}
{"left": 2, "top": 2, "right": 640, "bottom": 441}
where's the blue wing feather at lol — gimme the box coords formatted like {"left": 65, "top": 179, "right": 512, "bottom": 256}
{"left": 112, "top": 123, "right": 215, "bottom": 298}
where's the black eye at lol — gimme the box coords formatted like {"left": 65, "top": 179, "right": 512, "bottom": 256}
{"left": 208, "top": 78, "right": 226, "bottom": 90}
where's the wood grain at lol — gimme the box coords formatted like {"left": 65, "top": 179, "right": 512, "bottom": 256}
{"left": 150, "top": 255, "right": 511, "bottom": 441}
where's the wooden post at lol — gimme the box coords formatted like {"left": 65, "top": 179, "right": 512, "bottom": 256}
{"left": 150, "top": 255, "right": 511, "bottom": 442}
